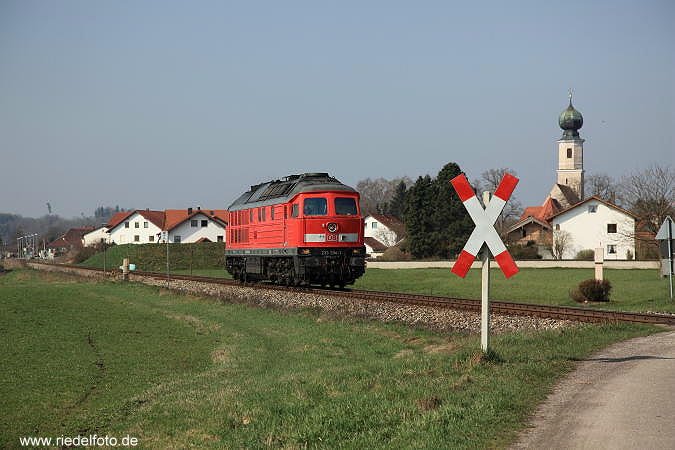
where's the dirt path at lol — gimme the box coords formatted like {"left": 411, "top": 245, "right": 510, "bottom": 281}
{"left": 512, "top": 328, "right": 675, "bottom": 449}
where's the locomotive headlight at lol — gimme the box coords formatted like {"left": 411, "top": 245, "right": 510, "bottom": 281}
{"left": 327, "top": 222, "right": 338, "bottom": 233}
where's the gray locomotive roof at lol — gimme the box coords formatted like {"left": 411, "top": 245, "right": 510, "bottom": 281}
{"left": 227, "top": 173, "right": 356, "bottom": 211}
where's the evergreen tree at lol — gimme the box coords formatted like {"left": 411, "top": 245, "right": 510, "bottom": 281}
{"left": 389, "top": 180, "right": 408, "bottom": 219}
{"left": 404, "top": 175, "right": 436, "bottom": 258}
{"left": 433, "top": 162, "right": 473, "bottom": 258}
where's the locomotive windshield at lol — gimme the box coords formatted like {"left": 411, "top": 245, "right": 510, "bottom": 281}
{"left": 335, "top": 197, "right": 357, "bottom": 215}
{"left": 303, "top": 198, "right": 327, "bottom": 216}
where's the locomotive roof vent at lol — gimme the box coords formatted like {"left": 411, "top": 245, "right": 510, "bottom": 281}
{"left": 302, "top": 172, "right": 330, "bottom": 178}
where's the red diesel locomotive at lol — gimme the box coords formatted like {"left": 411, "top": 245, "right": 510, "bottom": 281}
{"left": 225, "top": 173, "right": 366, "bottom": 287}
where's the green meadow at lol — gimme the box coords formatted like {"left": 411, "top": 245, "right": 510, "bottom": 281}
{"left": 0, "top": 269, "right": 660, "bottom": 449}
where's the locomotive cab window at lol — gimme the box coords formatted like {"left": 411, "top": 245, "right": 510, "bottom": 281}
{"left": 335, "top": 197, "right": 357, "bottom": 215}
{"left": 291, "top": 204, "right": 299, "bottom": 218}
{"left": 303, "top": 198, "right": 327, "bottom": 216}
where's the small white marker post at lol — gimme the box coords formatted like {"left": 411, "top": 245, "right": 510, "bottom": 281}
{"left": 481, "top": 192, "right": 491, "bottom": 353}
{"left": 594, "top": 247, "right": 604, "bottom": 281}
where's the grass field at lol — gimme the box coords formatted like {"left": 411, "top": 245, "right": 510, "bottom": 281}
{"left": 354, "top": 267, "right": 675, "bottom": 313}
{"left": 0, "top": 269, "right": 661, "bottom": 449}
{"left": 80, "top": 246, "right": 672, "bottom": 312}
{"left": 174, "top": 266, "right": 674, "bottom": 313}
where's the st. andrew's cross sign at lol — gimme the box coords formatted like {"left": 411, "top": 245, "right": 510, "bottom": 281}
{"left": 450, "top": 172, "right": 519, "bottom": 278}
{"left": 450, "top": 171, "right": 519, "bottom": 352}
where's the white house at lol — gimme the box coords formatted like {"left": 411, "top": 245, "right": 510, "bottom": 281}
{"left": 105, "top": 208, "right": 228, "bottom": 245}
{"left": 83, "top": 226, "right": 110, "bottom": 247}
{"left": 363, "top": 214, "right": 406, "bottom": 258}
{"left": 549, "top": 196, "right": 637, "bottom": 260}
{"left": 164, "top": 209, "right": 227, "bottom": 243}
{"left": 364, "top": 214, "right": 405, "bottom": 247}
{"left": 106, "top": 210, "right": 165, "bottom": 244}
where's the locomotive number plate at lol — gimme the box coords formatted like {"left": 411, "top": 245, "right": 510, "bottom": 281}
{"left": 327, "top": 234, "right": 338, "bottom": 241}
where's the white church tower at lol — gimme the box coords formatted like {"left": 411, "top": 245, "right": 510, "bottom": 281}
{"left": 550, "top": 91, "right": 585, "bottom": 208}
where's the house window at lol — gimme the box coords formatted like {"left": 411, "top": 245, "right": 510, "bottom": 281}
{"left": 291, "top": 204, "right": 299, "bottom": 218}
{"left": 148, "top": 235, "right": 154, "bottom": 242}
{"left": 372, "top": 222, "right": 378, "bottom": 229}
{"left": 201, "top": 220, "right": 208, "bottom": 227}
{"left": 555, "top": 224, "right": 560, "bottom": 231}
{"left": 607, "top": 223, "right": 617, "bottom": 233}
{"left": 125, "top": 222, "right": 129, "bottom": 228}
{"left": 191, "top": 220, "right": 198, "bottom": 227}
{"left": 217, "top": 236, "right": 224, "bottom": 242}
{"left": 144, "top": 222, "right": 148, "bottom": 228}
{"left": 521, "top": 228, "right": 526, "bottom": 238}
{"left": 134, "top": 235, "right": 140, "bottom": 242}
{"left": 607, "top": 244, "right": 616, "bottom": 254}
{"left": 174, "top": 236, "right": 181, "bottom": 243}
{"left": 588, "top": 205, "right": 597, "bottom": 213}
{"left": 135, "top": 222, "right": 139, "bottom": 228}
{"left": 567, "top": 148, "right": 572, "bottom": 158}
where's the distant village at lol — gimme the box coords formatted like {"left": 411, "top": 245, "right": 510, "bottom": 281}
{"left": 6, "top": 96, "right": 671, "bottom": 263}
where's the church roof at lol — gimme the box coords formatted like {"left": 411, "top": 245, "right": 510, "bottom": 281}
{"left": 520, "top": 196, "right": 561, "bottom": 223}
{"left": 551, "top": 183, "right": 580, "bottom": 207}
{"left": 559, "top": 93, "right": 583, "bottom": 139}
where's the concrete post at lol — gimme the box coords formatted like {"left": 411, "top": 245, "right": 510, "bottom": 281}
{"left": 594, "top": 247, "right": 604, "bottom": 281}
{"left": 122, "top": 257, "right": 130, "bottom": 281}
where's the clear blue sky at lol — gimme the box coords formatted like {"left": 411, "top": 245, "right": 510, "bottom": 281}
{"left": 1, "top": 0, "right": 673, "bottom": 218}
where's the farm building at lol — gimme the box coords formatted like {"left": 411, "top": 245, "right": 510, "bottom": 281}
{"left": 47, "top": 227, "right": 95, "bottom": 255}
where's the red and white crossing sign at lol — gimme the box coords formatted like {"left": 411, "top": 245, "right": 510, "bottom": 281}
{"left": 450, "top": 172, "right": 519, "bottom": 279}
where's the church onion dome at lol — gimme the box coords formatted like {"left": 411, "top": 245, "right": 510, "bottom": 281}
{"left": 558, "top": 94, "right": 583, "bottom": 139}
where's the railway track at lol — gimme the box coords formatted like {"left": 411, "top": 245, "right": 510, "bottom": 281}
{"left": 27, "top": 261, "right": 675, "bottom": 326}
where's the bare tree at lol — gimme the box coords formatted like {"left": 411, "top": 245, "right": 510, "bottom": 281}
{"left": 356, "top": 176, "right": 412, "bottom": 216}
{"left": 374, "top": 228, "right": 397, "bottom": 247}
{"left": 618, "top": 165, "right": 674, "bottom": 234}
{"left": 586, "top": 173, "right": 618, "bottom": 202}
{"left": 552, "top": 230, "right": 572, "bottom": 260}
{"left": 616, "top": 165, "right": 674, "bottom": 259}
{"left": 473, "top": 168, "right": 523, "bottom": 234}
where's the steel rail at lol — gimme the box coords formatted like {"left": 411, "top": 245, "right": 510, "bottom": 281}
{"left": 27, "top": 261, "right": 675, "bottom": 326}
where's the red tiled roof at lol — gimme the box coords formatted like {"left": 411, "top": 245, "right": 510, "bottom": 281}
{"left": 520, "top": 197, "right": 562, "bottom": 223}
{"left": 164, "top": 209, "right": 228, "bottom": 231}
{"left": 368, "top": 214, "right": 406, "bottom": 239}
{"left": 364, "top": 237, "right": 388, "bottom": 252}
{"left": 47, "top": 227, "right": 94, "bottom": 249}
{"left": 106, "top": 210, "right": 165, "bottom": 232}
{"left": 106, "top": 211, "right": 135, "bottom": 229}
